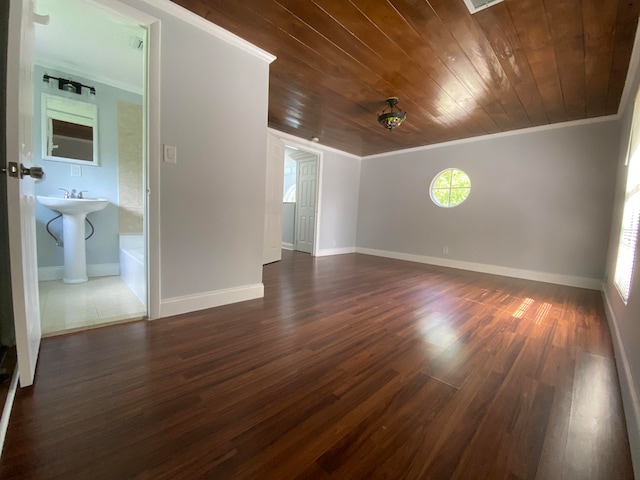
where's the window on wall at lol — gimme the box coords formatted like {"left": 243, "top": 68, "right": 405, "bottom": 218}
{"left": 430, "top": 168, "right": 471, "bottom": 208}
{"left": 614, "top": 89, "right": 640, "bottom": 304}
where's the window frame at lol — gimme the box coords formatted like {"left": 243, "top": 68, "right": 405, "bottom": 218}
{"left": 614, "top": 88, "right": 640, "bottom": 304}
{"left": 429, "top": 168, "right": 471, "bottom": 208}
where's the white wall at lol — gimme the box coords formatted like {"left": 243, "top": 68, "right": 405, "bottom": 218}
{"left": 317, "top": 150, "right": 361, "bottom": 255}
{"left": 122, "top": 0, "right": 270, "bottom": 313}
{"left": 356, "top": 121, "right": 620, "bottom": 286}
{"left": 282, "top": 203, "right": 295, "bottom": 247}
{"left": 603, "top": 52, "right": 640, "bottom": 476}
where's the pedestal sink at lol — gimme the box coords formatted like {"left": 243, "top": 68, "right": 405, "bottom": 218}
{"left": 37, "top": 195, "right": 109, "bottom": 284}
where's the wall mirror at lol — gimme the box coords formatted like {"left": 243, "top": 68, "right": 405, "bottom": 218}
{"left": 41, "top": 93, "right": 99, "bottom": 166}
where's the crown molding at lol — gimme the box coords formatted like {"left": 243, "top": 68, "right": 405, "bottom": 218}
{"left": 268, "top": 128, "right": 361, "bottom": 160}
{"left": 363, "top": 114, "right": 620, "bottom": 160}
{"left": 137, "top": 0, "right": 275, "bottom": 64}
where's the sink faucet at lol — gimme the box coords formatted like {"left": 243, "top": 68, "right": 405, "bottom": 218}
{"left": 70, "top": 189, "right": 77, "bottom": 198}
{"left": 78, "top": 190, "right": 89, "bottom": 199}
{"left": 58, "top": 188, "right": 69, "bottom": 198}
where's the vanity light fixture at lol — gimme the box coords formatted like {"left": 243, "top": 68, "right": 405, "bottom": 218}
{"left": 43, "top": 74, "right": 96, "bottom": 96}
{"left": 377, "top": 97, "right": 406, "bottom": 131}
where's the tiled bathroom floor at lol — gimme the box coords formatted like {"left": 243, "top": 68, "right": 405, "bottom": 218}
{"left": 39, "top": 276, "right": 146, "bottom": 336}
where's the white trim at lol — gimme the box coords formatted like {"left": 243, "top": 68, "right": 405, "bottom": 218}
{"left": 281, "top": 242, "right": 294, "bottom": 250}
{"left": 268, "top": 128, "right": 361, "bottom": 160}
{"left": 137, "top": 0, "right": 275, "bottom": 64}
{"left": 142, "top": 18, "right": 161, "bottom": 321}
{"left": 0, "top": 369, "right": 19, "bottom": 456}
{"left": 602, "top": 287, "right": 640, "bottom": 475}
{"left": 316, "top": 247, "right": 356, "bottom": 257}
{"left": 312, "top": 153, "right": 323, "bottom": 258}
{"left": 38, "top": 263, "right": 120, "bottom": 281}
{"left": 356, "top": 247, "right": 602, "bottom": 289}
{"left": 87, "top": 0, "right": 159, "bottom": 24}
{"left": 159, "top": 283, "right": 264, "bottom": 318}
{"left": 462, "top": 0, "right": 504, "bottom": 14}
{"left": 270, "top": 117, "right": 621, "bottom": 162}
{"left": 88, "top": 263, "right": 120, "bottom": 277}
{"left": 363, "top": 115, "right": 619, "bottom": 160}
{"left": 80, "top": 0, "right": 160, "bottom": 321}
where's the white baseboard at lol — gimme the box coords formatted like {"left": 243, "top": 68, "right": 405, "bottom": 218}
{"left": 38, "top": 263, "right": 120, "bottom": 281}
{"left": 159, "top": 283, "right": 264, "bottom": 318}
{"left": 281, "top": 242, "right": 294, "bottom": 250}
{"left": 0, "top": 369, "right": 19, "bottom": 456}
{"left": 355, "top": 247, "right": 602, "bottom": 289}
{"left": 602, "top": 287, "right": 640, "bottom": 476}
{"left": 315, "top": 247, "right": 356, "bottom": 257}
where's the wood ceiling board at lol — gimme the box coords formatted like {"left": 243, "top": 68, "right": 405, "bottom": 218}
{"left": 427, "top": 0, "right": 532, "bottom": 130}
{"left": 543, "top": 0, "right": 586, "bottom": 121}
{"left": 388, "top": 0, "right": 504, "bottom": 134}
{"left": 583, "top": 0, "right": 620, "bottom": 117}
{"left": 506, "top": 0, "right": 567, "bottom": 124}
{"left": 224, "top": 1, "right": 454, "bottom": 131}
{"left": 473, "top": 5, "right": 550, "bottom": 125}
{"left": 607, "top": 0, "right": 640, "bottom": 112}
{"left": 342, "top": 0, "right": 497, "bottom": 136}
{"left": 274, "top": 0, "right": 477, "bottom": 136}
{"left": 173, "top": 0, "right": 640, "bottom": 156}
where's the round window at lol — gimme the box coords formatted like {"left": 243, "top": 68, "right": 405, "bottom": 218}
{"left": 430, "top": 168, "right": 471, "bottom": 208}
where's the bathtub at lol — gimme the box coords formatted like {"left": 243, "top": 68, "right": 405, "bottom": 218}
{"left": 119, "top": 234, "right": 146, "bottom": 304}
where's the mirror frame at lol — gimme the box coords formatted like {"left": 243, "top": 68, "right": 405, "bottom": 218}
{"left": 41, "top": 93, "right": 99, "bottom": 166}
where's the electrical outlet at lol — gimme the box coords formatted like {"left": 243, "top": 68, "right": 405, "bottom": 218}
{"left": 443, "top": 246, "right": 449, "bottom": 255}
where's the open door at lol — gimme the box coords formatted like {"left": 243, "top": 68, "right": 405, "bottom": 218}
{"left": 295, "top": 158, "right": 317, "bottom": 254}
{"left": 5, "top": 0, "right": 42, "bottom": 387}
{"left": 262, "top": 135, "right": 284, "bottom": 265}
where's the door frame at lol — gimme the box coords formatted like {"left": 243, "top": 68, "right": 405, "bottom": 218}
{"left": 276, "top": 136, "right": 323, "bottom": 257}
{"left": 85, "top": 0, "right": 161, "bottom": 319}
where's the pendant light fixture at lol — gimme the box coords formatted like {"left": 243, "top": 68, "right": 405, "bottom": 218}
{"left": 377, "top": 97, "right": 406, "bottom": 131}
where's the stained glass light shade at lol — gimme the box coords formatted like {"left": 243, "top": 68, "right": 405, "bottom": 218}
{"left": 378, "top": 97, "right": 406, "bottom": 131}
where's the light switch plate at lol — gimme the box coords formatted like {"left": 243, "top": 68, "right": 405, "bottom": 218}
{"left": 71, "top": 164, "right": 82, "bottom": 177}
{"left": 164, "top": 144, "right": 177, "bottom": 164}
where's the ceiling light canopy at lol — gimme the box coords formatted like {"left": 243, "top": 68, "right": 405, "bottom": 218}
{"left": 377, "top": 97, "right": 406, "bottom": 131}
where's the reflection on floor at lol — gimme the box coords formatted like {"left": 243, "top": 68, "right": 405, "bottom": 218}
{"left": 39, "top": 276, "right": 146, "bottom": 337}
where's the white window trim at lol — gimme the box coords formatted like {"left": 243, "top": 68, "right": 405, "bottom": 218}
{"left": 614, "top": 88, "right": 640, "bottom": 304}
{"left": 430, "top": 168, "right": 471, "bottom": 208}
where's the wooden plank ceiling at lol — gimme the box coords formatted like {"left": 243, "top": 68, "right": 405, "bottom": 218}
{"left": 173, "top": 0, "right": 640, "bottom": 157}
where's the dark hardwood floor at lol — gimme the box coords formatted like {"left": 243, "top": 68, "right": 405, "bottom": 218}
{"left": 0, "top": 251, "right": 633, "bottom": 479}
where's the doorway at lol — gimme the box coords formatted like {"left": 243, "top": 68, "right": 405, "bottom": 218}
{"left": 282, "top": 145, "right": 319, "bottom": 255}
{"left": 0, "top": 0, "right": 18, "bottom": 408}
{"left": 33, "top": 0, "right": 149, "bottom": 335}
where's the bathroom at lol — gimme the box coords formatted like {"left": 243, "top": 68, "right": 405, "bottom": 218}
{"left": 33, "top": 0, "right": 148, "bottom": 335}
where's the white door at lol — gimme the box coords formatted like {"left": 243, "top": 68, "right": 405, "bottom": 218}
{"left": 295, "top": 159, "right": 317, "bottom": 254}
{"left": 262, "top": 135, "right": 284, "bottom": 264}
{"left": 6, "top": 0, "right": 42, "bottom": 387}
